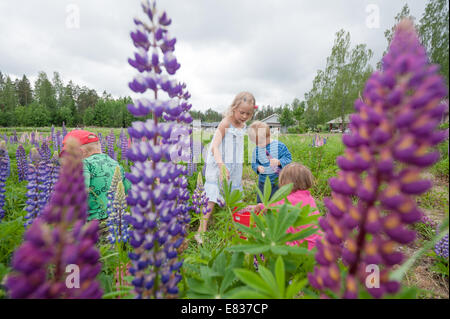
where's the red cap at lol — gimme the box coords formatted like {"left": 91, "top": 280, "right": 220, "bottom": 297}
{"left": 60, "top": 130, "right": 99, "bottom": 157}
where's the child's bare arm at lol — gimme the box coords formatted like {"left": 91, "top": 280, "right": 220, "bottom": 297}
{"left": 210, "top": 119, "right": 230, "bottom": 179}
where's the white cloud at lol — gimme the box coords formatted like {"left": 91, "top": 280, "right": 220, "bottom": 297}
{"left": 0, "top": 0, "right": 428, "bottom": 113}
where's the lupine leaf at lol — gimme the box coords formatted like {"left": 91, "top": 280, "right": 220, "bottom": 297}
{"left": 229, "top": 289, "right": 270, "bottom": 299}
{"left": 258, "top": 265, "right": 280, "bottom": 298}
{"left": 234, "top": 269, "right": 274, "bottom": 295}
{"left": 275, "top": 256, "right": 285, "bottom": 297}
{"left": 268, "top": 183, "right": 293, "bottom": 205}
{"left": 255, "top": 185, "right": 265, "bottom": 206}
{"left": 270, "top": 245, "right": 312, "bottom": 256}
{"left": 227, "top": 244, "right": 271, "bottom": 254}
{"left": 279, "top": 226, "right": 317, "bottom": 243}
{"left": 285, "top": 278, "right": 308, "bottom": 299}
{"left": 233, "top": 222, "right": 265, "bottom": 241}
{"left": 220, "top": 270, "right": 236, "bottom": 294}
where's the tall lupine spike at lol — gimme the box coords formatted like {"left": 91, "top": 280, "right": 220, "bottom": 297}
{"left": 48, "top": 151, "right": 60, "bottom": 196}
{"left": 98, "top": 132, "right": 106, "bottom": 154}
{"left": 126, "top": 0, "right": 192, "bottom": 298}
{"left": 2, "top": 141, "right": 11, "bottom": 179}
{"left": 308, "top": 19, "right": 449, "bottom": 299}
{"left": 107, "top": 130, "right": 115, "bottom": 159}
{"left": 191, "top": 172, "right": 211, "bottom": 216}
{"left": 24, "top": 148, "right": 42, "bottom": 228}
{"left": 16, "top": 144, "right": 28, "bottom": 182}
{"left": 107, "top": 181, "right": 130, "bottom": 244}
{"left": 0, "top": 141, "right": 9, "bottom": 221}
{"left": 51, "top": 125, "right": 56, "bottom": 150}
{"left": 434, "top": 225, "right": 449, "bottom": 259}
{"left": 56, "top": 130, "right": 62, "bottom": 154}
{"left": 38, "top": 140, "right": 52, "bottom": 163}
{"left": 106, "top": 166, "right": 122, "bottom": 217}
{"left": 6, "top": 137, "right": 103, "bottom": 299}
{"left": 107, "top": 166, "right": 123, "bottom": 207}
{"left": 120, "top": 129, "right": 128, "bottom": 165}
{"left": 13, "top": 130, "right": 18, "bottom": 143}
{"left": 62, "top": 122, "right": 67, "bottom": 139}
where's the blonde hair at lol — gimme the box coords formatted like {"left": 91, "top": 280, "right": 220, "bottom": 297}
{"left": 279, "top": 162, "right": 315, "bottom": 192}
{"left": 248, "top": 121, "right": 270, "bottom": 144}
{"left": 80, "top": 140, "right": 101, "bottom": 155}
{"left": 223, "top": 91, "right": 256, "bottom": 118}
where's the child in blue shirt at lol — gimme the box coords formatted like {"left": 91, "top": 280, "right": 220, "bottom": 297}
{"left": 249, "top": 121, "right": 292, "bottom": 203}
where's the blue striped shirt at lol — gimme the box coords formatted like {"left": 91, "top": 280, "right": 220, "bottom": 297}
{"left": 251, "top": 140, "right": 292, "bottom": 185}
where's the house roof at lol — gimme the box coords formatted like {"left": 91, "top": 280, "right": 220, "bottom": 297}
{"left": 201, "top": 121, "right": 220, "bottom": 127}
{"left": 326, "top": 114, "right": 351, "bottom": 124}
{"left": 260, "top": 113, "right": 280, "bottom": 124}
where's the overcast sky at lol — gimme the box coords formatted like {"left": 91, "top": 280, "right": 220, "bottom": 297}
{"left": 0, "top": 0, "right": 428, "bottom": 113}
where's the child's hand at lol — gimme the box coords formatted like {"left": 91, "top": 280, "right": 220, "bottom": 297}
{"left": 219, "top": 164, "right": 230, "bottom": 182}
{"left": 257, "top": 165, "right": 265, "bottom": 174}
{"left": 269, "top": 158, "right": 280, "bottom": 167}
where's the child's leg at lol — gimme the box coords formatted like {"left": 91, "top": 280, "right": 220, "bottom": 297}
{"left": 197, "top": 201, "right": 215, "bottom": 233}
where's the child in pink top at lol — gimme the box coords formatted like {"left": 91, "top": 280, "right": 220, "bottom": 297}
{"left": 272, "top": 162, "right": 323, "bottom": 250}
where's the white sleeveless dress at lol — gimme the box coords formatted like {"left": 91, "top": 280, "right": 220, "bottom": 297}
{"left": 204, "top": 123, "right": 246, "bottom": 204}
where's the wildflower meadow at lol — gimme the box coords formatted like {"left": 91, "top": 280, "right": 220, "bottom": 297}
{"left": 0, "top": 0, "right": 448, "bottom": 305}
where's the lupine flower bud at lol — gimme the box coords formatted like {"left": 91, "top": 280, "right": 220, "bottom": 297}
{"left": 126, "top": 0, "right": 192, "bottom": 298}
{"left": 0, "top": 141, "right": 9, "bottom": 221}
{"left": 98, "top": 132, "right": 106, "bottom": 154}
{"left": 434, "top": 228, "right": 449, "bottom": 259}
{"left": 24, "top": 148, "right": 42, "bottom": 228}
{"left": 16, "top": 144, "right": 28, "bottom": 182}
{"left": 6, "top": 137, "right": 102, "bottom": 298}
{"left": 107, "top": 181, "right": 130, "bottom": 244}
{"left": 62, "top": 122, "right": 67, "bottom": 140}
{"left": 107, "top": 130, "right": 115, "bottom": 159}
{"left": 191, "top": 172, "right": 211, "bottom": 215}
{"left": 308, "top": 19, "right": 449, "bottom": 299}
{"left": 120, "top": 129, "right": 129, "bottom": 165}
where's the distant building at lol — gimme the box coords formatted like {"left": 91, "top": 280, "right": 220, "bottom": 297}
{"left": 201, "top": 121, "right": 220, "bottom": 132}
{"left": 326, "top": 114, "right": 351, "bottom": 132}
{"left": 260, "top": 114, "right": 281, "bottom": 134}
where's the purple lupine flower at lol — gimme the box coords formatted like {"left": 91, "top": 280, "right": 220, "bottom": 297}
{"left": 191, "top": 172, "right": 210, "bottom": 216}
{"left": 23, "top": 148, "right": 42, "bottom": 228}
{"left": 107, "top": 181, "right": 130, "bottom": 244}
{"left": 125, "top": 0, "right": 192, "bottom": 298}
{"left": 106, "top": 166, "right": 122, "bottom": 219}
{"left": 38, "top": 140, "right": 52, "bottom": 163}
{"left": 120, "top": 129, "right": 128, "bottom": 165}
{"left": 51, "top": 125, "right": 56, "bottom": 150}
{"left": 0, "top": 141, "right": 9, "bottom": 221}
{"left": 98, "top": 132, "right": 106, "bottom": 154}
{"left": 13, "top": 130, "right": 18, "bottom": 143}
{"left": 420, "top": 214, "right": 437, "bottom": 229}
{"left": 62, "top": 122, "right": 67, "bottom": 139}
{"left": 48, "top": 152, "right": 60, "bottom": 198}
{"left": 6, "top": 137, "right": 102, "bottom": 299}
{"left": 434, "top": 227, "right": 449, "bottom": 259}
{"left": 16, "top": 144, "right": 28, "bottom": 182}
{"left": 308, "top": 19, "right": 449, "bottom": 299}
{"left": 30, "top": 131, "right": 36, "bottom": 148}
{"left": 56, "top": 130, "right": 62, "bottom": 154}
{"left": 107, "top": 130, "right": 115, "bottom": 159}
{"left": 3, "top": 133, "right": 8, "bottom": 144}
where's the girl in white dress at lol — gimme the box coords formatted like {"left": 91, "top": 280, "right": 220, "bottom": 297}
{"left": 196, "top": 92, "right": 256, "bottom": 244}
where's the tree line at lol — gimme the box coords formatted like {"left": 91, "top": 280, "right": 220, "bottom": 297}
{"left": 0, "top": 70, "right": 137, "bottom": 128}
{"left": 0, "top": 0, "right": 447, "bottom": 130}
{"left": 303, "top": 0, "right": 448, "bottom": 131}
